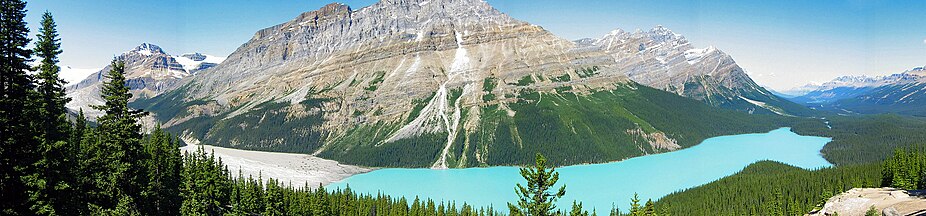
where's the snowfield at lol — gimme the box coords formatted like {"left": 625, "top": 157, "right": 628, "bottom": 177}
{"left": 60, "top": 66, "right": 101, "bottom": 87}
{"left": 180, "top": 145, "right": 372, "bottom": 188}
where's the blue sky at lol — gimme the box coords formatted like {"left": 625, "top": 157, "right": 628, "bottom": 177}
{"left": 25, "top": 0, "right": 926, "bottom": 89}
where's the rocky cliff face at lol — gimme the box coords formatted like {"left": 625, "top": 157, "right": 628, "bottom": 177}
{"left": 136, "top": 0, "right": 790, "bottom": 168}
{"left": 576, "top": 26, "right": 800, "bottom": 115}
{"left": 149, "top": 0, "right": 629, "bottom": 168}
{"left": 65, "top": 43, "right": 223, "bottom": 118}
{"left": 809, "top": 188, "right": 926, "bottom": 216}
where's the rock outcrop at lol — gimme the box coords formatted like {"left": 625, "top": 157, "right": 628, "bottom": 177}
{"left": 808, "top": 188, "right": 926, "bottom": 216}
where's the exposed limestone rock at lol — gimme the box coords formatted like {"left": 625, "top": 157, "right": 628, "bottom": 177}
{"left": 577, "top": 26, "right": 782, "bottom": 111}
{"left": 808, "top": 188, "right": 926, "bottom": 216}
{"left": 626, "top": 128, "right": 680, "bottom": 152}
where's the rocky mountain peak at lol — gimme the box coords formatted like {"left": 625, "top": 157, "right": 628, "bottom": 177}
{"left": 647, "top": 25, "right": 682, "bottom": 42}
{"left": 131, "top": 43, "right": 166, "bottom": 56}
{"left": 904, "top": 65, "right": 926, "bottom": 76}
{"left": 290, "top": 3, "right": 352, "bottom": 26}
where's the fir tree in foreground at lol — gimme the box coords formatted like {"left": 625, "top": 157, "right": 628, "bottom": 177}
{"left": 0, "top": 0, "right": 38, "bottom": 214}
{"left": 85, "top": 59, "right": 149, "bottom": 214}
{"left": 26, "top": 11, "right": 80, "bottom": 215}
{"left": 509, "top": 153, "right": 567, "bottom": 216}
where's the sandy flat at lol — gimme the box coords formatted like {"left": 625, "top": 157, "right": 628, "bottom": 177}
{"left": 180, "top": 145, "right": 372, "bottom": 188}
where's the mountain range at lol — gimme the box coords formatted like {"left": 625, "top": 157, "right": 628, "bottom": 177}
{"left": 69, "top": 0, "right": 806, "bottom": 168}
{"left": 785, "top": 66, "right": 926, "bottom": 116}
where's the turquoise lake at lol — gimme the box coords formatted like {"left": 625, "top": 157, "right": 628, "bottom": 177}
{"left": 326, "top": 128, "right": 832, "bottom": 213}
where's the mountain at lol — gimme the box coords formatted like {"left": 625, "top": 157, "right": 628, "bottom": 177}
{"left": 133, "top": 0, "right": 793, "bottom": 168}
{"left": 789, "top": 66, "right": 926, "bottom": 116}
{"left": 65, "top": 43, "right": 224, "bottom": 118}
{"left": 575, "top": 27, "right": 807, "bottom": 116}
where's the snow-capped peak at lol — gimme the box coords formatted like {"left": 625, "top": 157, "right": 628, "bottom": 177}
{"left": 605, "top": 29, "right": 626, "bottom": 37}
{"left": 131, "top": 43, "right": 164, "bottom": 56}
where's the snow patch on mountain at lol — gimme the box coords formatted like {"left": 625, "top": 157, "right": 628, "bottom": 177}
{"left": 61, "top": 66, "right": 102, "bottom": 86}
{"left": 684, "top": 46, "right": 717, "bottom": 65}
{"left": 174, "top": 53, "right": 226, "bottom": 72}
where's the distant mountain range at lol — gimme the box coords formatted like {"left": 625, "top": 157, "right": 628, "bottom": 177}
{"left": 68, "top": 0, "right": 806, "bottom": 168}
{"left": 783, "top": 66, "right": 926, "bottom": 116}
{"left": 65, "top": 43, "right": 224, "bottom": 118}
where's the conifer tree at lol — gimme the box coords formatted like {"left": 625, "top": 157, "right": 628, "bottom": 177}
{"left": 508, "top": 153, "right": 566, "bottom": 216}
{"left": 312, "top": 185, "right": 331, "bottom": 216}
{"left": 629, "top": 193, "right": 642, "bottom": 216}
{"left": 180, "top": 147, "right": 231, "bottom": 215}
{"left": 85, "top": 59, "right": 148, "bottom": 214}
{"left": 33, "top": 11, "right": 69, "bottom": 147}
{"left": 643, "top": 199, "right": 655, "bottom": 216}
{"left": 263, "top": 178, "right": 284, "bottom": 216}
{"left": 27, "top": 11, "right": 77, "bottom": 215}
{"left": 570, "top": 201, "right": 589, "bottom": 216}
{"left": 0, "top": 0, "right": 38, "bottom": 214}
{"left": 141, "top": 127, "right": 181, "bottom": 215}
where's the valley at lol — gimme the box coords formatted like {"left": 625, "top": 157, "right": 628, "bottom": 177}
{"left": 5, "top": 0, "right": 926, "bottom": 215}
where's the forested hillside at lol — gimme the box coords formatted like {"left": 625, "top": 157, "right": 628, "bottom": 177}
{"left": 792, "top": 114, "right": 926, "bottom": 165}
{"left": 656, "top": 161, "right": 881, "bottom": 215}
{"left": 315, "top": 83, "right": 796, "bottom": 167}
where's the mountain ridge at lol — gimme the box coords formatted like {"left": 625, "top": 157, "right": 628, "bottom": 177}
{"left": 787, "top": 65, "right": 926, "bottom": 116}
{"left": 130, "top": 0, "right": 803, "bottom": 168}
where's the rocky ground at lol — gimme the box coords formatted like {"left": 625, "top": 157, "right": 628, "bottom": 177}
{"left": 179, "top": 144, "right": 372, "bottom": 188}
{"left": 808, "top": 188, "right": 926, "bottom": 216}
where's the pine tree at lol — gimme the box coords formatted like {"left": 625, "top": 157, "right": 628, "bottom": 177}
{"left": 263, "top": 178, "right": 284, "bottom": 216}
{"left": 570, "top": 201, "right": 588, "bottom": 216}
{"left": 141, "top": 126, "right": 181, "bottom": 215}
{"left": 26, "top": 11, "right": 76, "bottom": 215}
{"left": 180, "top": 147, "right": 231, "bottom": 215}
{"left": 508, "top": 153, "right": 566, "bottom": 216}
{"left": 629, "top": 193, "right": 642, "bottom": 216}
{"left": 85, "top": 59, "right": 147, "bottom": 214}
{"left": 70, "top": 109, "right": 91, "bottom": 214}
{"left": 0, "top": 0, "right": 38, "bottom": 214}
{"left": 643, "top": 199, "right": 655, "bottom": 216}
{"left": 657, "top": 205, "right": 671, "bottom": 216}
{"left": 312, "top": 186, "right": 331, "bottom": 216}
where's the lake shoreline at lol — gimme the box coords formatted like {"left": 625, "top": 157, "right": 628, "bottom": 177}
{"left": 327, "top": 127, "right": 833, "bottom": 212}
